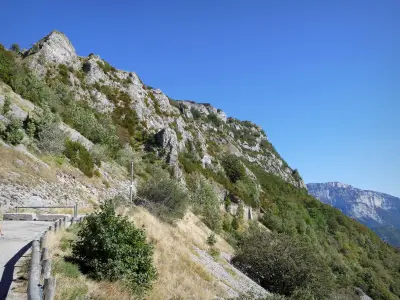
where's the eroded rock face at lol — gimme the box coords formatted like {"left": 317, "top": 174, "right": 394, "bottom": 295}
{"left": 18, "top": 30, "right": 306, "bottom": 191}
{"left": 156, "top": 128, "right": 179, "bottom": 166}
{"left": 25, "top": 30, "right": 79, "bottom": 77}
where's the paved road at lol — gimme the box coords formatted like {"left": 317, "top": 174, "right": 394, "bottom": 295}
{"left": 0, "top": 221, "right": 50, "bottom": 299}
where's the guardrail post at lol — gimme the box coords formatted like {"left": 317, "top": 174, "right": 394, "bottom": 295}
{"left": 41, "top": 248, "right": 49, "bottom": 261}
{"left": 27, "top": 240, "right": 41, "bottom": 300}
{"left": 40, "top": 232, "right": 47, "bottom": 249}
{"left": 42, "top": 259, "right": 52, "bottom": 279}
{"left": 74, "top": 203, "right": 78, "bottom": 218}
{"left": 43, "top": 277, "right": 56, "bottom": 300}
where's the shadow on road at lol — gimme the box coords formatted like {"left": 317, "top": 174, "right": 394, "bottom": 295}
{"left": 0, "top": 242, "right": 32, "bottom": 300}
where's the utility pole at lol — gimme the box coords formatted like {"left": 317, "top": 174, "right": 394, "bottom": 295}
{"left": 129, "top": 161, "right": 134, "bottom": 204}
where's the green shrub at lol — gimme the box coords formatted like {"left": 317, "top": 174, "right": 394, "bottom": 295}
{"left": 207, "top": 233, "right": 217, "bottom": 246}
{"left": 207, "top": 113, "right": 223, "bottom": 127}
{"left": 1, "top": 118, "right": 24, "bottom": 145}
{"left": 192, "top": 178, "right": 222, "bottom": 232}
{"left": 37, "top": 123, "right": 67, "bottom": 154}
{"left": 209, "top": 247, "right": 220, "bottom": 258}
{"left": 72, "top": 200, "right": 156, "bottom": 293}
{"left": 23, "top": 115, "right": 36, "bottom": 138}
{"left": 223, "top": 214, "right": 233, "bottom": 232}
{"left": 137, "top": 167, "right": 190, "bottom": 221}
{"left": 179, "top": 151, "right": 201, "bottom": 174}
{"left": 231, "top": 217, "right": 240, "bottom": 230}
{"left": 96, "top": 60, "right": 115, "bottom": 73}
{"left": 10, "top": 43, "right": 21, "bottom": 53}
{"left": 2, "top": 95, "right": 11, "bottom": 115}
{"left": 191, "top": 107, "right": 202, "bottom": 119}
{"left": 64, "top": 140, "right": 95, "bottom": 177}
{"left": 232, "top": 230, "right": 334, "bottom": 298}
{"left": 221, "top": 154, "right": 246, "bottom": 183}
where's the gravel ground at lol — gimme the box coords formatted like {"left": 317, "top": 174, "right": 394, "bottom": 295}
{"left": 190, "top": 246, "right": 270, "bottom": 299}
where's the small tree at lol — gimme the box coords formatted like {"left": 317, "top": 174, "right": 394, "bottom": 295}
{"left": 2, "top": 95, "right": 11, "bottom": 115}
{"left": 137, "top": 167, "right": 190, "bottom": 222}
{"left": 64, "top": 140, "right": 95, "bottom": 177}
{"left": 221, "top": 154, "right": 246, "bottom": 183}
{"left": 232, "top": 231, "right": 334, "bottom": 298}
{"left": 1, "top": 118, "right": 24, "bottom": 145}
{"left": 207, "top": 233, "right": 217, "bottom": 246}
{"left": 10, "top": 43, "right": 21, "bottom": 53}
{"left": 72, "top": 200, "right": 157, "bottom": 293}
{"left": 23, "top": 115, "right": 36, "bottom": 138}
{"left": 37, "top": 123, "right": 67, "bottom": 154}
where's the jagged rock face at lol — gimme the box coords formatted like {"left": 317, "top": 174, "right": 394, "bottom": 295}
{"left": 156, "top": 128, "right": 179, "bottom": 166}
{"left": 24, "top": 30, "right": 79, "bottom": 77}
{"left": 21, "top": 30, "right": 305, "bottom": 191}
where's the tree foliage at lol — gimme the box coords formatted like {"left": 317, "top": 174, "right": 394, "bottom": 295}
{"left": 72, "top": 200, "right": 156, "bottom": 293}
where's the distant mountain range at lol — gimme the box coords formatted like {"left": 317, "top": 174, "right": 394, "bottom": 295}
{"left": 307, "top": 182, "right": 400, "bottom": 247}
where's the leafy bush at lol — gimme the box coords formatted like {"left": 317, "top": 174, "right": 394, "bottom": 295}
{"left": 190, "top": 107, "right": 202, "bottom": 119}
{"left": 10, "top": 43, "right": 21, "bottom": 53}
{"left": 207, "top": 233, "right": 217, "bottom": 246}
{"left": 192, "top": 178, "right": 222, "bottom": 232}
{"left": 1, "top": 118, "right": 24, "bottom": 145}
{"left": 222, "top": 154, "right": 246, "bottom": 183}
{"left": 64, "top": 140, "right": 95, "bottom": 177}
{"left": 137, "top": 167, "right": 190, "bottom": 221}
{"left": 2, "top": 95, "right": 11, "bottom": 115}
{"left": 207, "top": 113, "right": 222, "bottom": 127}
{"left": 37, "top": 123, "right": 67, "bottom": 154}
{"left": 232, "top": 230, "right": 334, "bottom": 298}
{"left": 72, "top": 200, "right": 156, "bottom": 293}
{"left": 96, "top": 60, "right": 115, "bottom": 73}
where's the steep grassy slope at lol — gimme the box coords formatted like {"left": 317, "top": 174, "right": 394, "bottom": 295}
{"left": 0, "top": 33, "right": 399, "bottom": 300}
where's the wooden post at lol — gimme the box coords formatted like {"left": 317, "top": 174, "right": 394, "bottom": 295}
{"left": 43, "top": 277, "right": 56, "bottom": 300}
{"left": 42, "top": 259, "right": 52, "bottom": 279}
{"left": 53, "top": 221, "right": 58, "bottom": 232}
{"left": 27, "top": 240, "right": 41, "bottom": 300}
{"left": 71, "top": 217, "right": 75, "bottom": 225}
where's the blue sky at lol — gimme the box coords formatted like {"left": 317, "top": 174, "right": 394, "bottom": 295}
{"left": 1, "top": 0, "right": 399, "bottom": 196}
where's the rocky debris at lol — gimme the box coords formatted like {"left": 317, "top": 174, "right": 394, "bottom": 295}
{"left": 0, "top": 172, "right": 131, "bottom": 214}
{"left": 190, "top": 246, "right": 269, "bottom": 298}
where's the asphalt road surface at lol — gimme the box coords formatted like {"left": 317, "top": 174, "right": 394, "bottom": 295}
{"left": 0, "top": 221, "right": 50, "bottom": 299}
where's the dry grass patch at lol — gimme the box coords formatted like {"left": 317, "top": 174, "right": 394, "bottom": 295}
{"left": 0, "top": 143, "right": 56, "bottom": 185}
{"left": 128, "top": 207, "right": 229, "bottom": 300}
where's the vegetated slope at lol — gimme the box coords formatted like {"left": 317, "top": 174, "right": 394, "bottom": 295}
{"left": 308, "top": 182, "right": 400, "bottom": 247}
{"left": 0, "top": 31, "right": 399, "bottom": 300}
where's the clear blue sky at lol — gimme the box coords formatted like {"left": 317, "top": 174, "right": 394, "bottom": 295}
{"left": 1, "top": 0, "right": 399, "bottom": 197}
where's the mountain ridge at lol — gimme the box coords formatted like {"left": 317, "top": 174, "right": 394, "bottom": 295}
{"left": 307, "top": 182, "right": 400, "bottom": 246}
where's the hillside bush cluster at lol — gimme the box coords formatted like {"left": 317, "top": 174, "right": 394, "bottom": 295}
{"left": 137, "top": 166, "right": 190, "bottom": 222}
{"left": 72, "top": 200, "right": 156, "bottom": 293}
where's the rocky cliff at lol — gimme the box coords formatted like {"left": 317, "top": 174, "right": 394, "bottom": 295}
{"left": 22, "top": 30, "right": 304, "bottom": 189}
{"left": 0, "top": 30, "right": 304, "bottom": 212}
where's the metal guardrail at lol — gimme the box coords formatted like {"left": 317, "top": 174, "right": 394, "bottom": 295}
{"left": 15, "top": 203, "right": 79, "bottom": 218}
{"left": 27, "top": 215, "right": 84, "bottom": 300}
